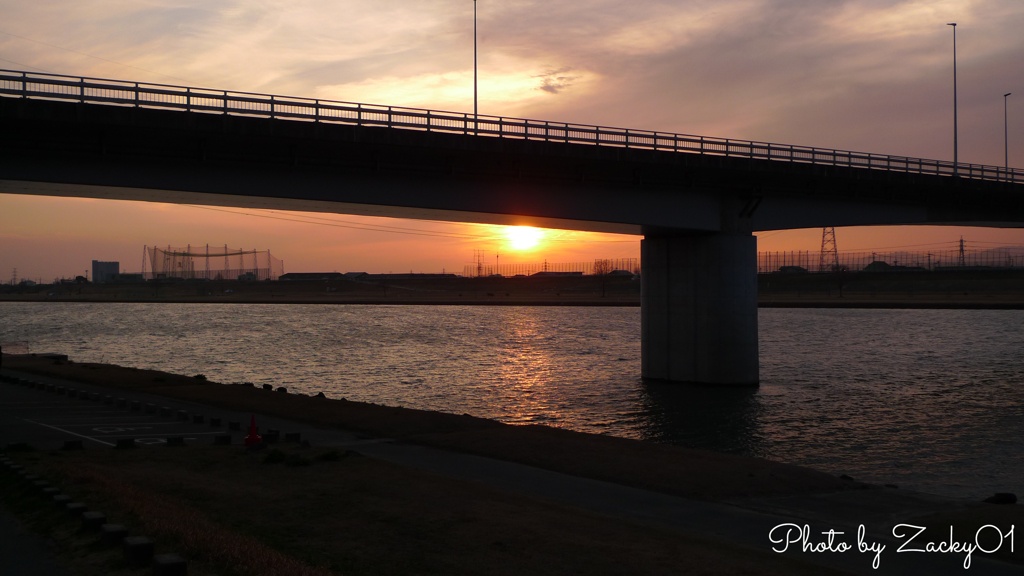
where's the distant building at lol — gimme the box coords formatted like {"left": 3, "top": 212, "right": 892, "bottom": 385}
{"left": 91, "top": 260, "right": 119, "bottom": 283}
{"left": 531, "top": 271, "right": 584, "bottom": 277}
{"left": 279, "top": 272, "right": 346, "bottom": 281}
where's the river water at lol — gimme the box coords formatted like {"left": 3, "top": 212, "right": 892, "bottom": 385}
{"left": 2, "top": 302, "right": 1021, "bottom": 500}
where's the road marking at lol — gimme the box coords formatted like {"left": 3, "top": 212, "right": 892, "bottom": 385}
{"left": 22, "top": 418, "right": 115, "bottom": 447}
{"left": 97, "top": 432, "right": 227, "bottom": 438}
{"left": 92, "top": 426, "right": 154, "bottom": 433}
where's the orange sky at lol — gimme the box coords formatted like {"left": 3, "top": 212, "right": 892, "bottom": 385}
{"left": 2, "top": 1, "right": 1023, "bottom": 280}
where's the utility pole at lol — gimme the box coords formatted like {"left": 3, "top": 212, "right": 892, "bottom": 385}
{"left": 473, "top": 0, "right": 478, "bottom": 133}
{"left": 958, "top": 236, "right": 966, "bottom": 267}
{"left": 947, "top": 23, "right": 958, "bottom": 176}
{"left": 1006, "top": 93, "right": 1013, "bottom": 179}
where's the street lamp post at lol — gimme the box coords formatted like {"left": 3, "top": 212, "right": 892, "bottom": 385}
{"left": 474, "top": 0, "right": 478, "bottom": 130}
{"left": 1005, "top": 92, "right": 1012, "bottom": 179}
{"left": 947, "top": 23, "right": 958, "bottom": 176}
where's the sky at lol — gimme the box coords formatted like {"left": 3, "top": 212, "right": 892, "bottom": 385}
{"left": 2, "top": 0, "right": 1024, "bottom": 280}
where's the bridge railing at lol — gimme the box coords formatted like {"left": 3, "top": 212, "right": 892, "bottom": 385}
{"left": 2, "top": 69, "right": 1021, "bottom": 184}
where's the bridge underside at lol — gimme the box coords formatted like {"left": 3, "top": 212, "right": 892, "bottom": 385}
{"left": 3, "top": 97, "right": 1024, "bottom": 385}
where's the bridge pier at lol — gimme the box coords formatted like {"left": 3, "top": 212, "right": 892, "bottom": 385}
{"left": 641, "top": 232, "right": 759, "bottom": 386}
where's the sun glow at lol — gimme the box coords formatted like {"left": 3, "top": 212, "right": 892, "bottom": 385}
{"left": 504, "top": 226, "right": 544, "bottom": 250}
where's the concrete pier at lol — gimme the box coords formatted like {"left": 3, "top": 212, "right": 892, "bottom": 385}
{"left": 641, "top": 233, "right": 758, "bottom": 385}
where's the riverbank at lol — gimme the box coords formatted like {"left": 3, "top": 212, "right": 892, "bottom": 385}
{"left": 4, "top": 355, "right": 1022, "bottom": 575}
{"left": 3, "top": 269, "right": 1023, "bottom": 307}
{"left": 3, "top": 354, "right": 851, "bottom": 500}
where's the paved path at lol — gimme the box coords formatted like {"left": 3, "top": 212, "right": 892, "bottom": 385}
{"left": 3, "top": 368, "right": 1021, "bottom": 576}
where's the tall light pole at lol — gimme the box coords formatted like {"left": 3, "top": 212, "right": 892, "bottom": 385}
{"left": 947, "top": 23, "right": 958, "bottom": 175}
{"left": 1005, "top": 92, "right": 1012, "bottom": 178}
{"left": 474, "top": 0, "right": 478, "bottom": 127}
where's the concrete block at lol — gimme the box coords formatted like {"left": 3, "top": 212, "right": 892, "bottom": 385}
{"left": 160, "top": 407, "right": 172, "bottom": 417}
{"left": 90, "top": 392, "right": 101, "bottom": 401}
{"left": 152, "top": 553, "right": 188, "bottom": 576}
{"left": 46, "top": 384, "right": 55, "bottom": 392}
{"left": 130, "top": 400, "right": 141, "bottom": 411}
{"left": 42, "top": 487, "right": 60, "bottom": 497}
{"left": 176, "top": 410, "right": 189, "bottom": 421}
{"left": 100, "top": 523, "right": 129, "bottom": 544}
{"left": 66, "top": 502, "right": 87, "bottom": 516}
{"left": 56, "top": 386, "right": 65, "bottom": 395}
{"left": 166, "top": 437, "right": 185, "bottom": 447}
{"left": 115, "top": 438, "right": 136, "bottom": 450}
{"left": 81, "top": 511, "right": 107, "bottom": 530}
{"left": 23, "top": 474, "right": 39, "bottom": 483}
{"left": 213, "top": 435, "right": 231, "bottom": 445}
{"left": 35, "top": 382, "right": 46, "bottom": 390}
{"left": 276, "top": 386, "right": 288, "bottom": 393}
{"left": 53, "top": 494, "right": 72, "bottom": 507}
{"left": 284, "top": 432, "right": 301, "bottom": 443}
{"left": 145, "top": 403, "right": 157, "bottom": 413}
{"left": 264, "top": 430, "right": 280, "bottom": 444}
{"left": 67, "top": 389, "right": 78, "bottom": 398}
{"left": 104, "top": 395, "right": 113, "bottom": 404}
{"left": 32, "top": 480, "right": 51, "bottom": 490}
{"left": 192, "top": 415, "right": 204, "bottom": 424}
{"left": 123, "top": 536, "right": 154, "bottom": 566}
{"left": 116, "top": 398, "right": 127, "bottom": 408}
{"left": 209, "top": 418, "right": 221, "bottom": 427}
{"left": 63, "top": 440, "right": 84, "bottom": 451}
{"left": 228, "top": 421, "right": 240, "bottom": 431}
{"left": 262, "top": 384, "right": 274, "bottom": 391}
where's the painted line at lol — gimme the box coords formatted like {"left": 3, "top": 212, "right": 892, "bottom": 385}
{"left": 48, "top": 422, "right": 179, "bottom": 427}
{"left": 96, "top": 432, "right": 230, "bottom": 438}
{"left": 22, "top": 418, "right": 115, "bottom": 447}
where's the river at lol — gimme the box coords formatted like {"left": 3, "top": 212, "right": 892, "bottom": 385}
{"left": 2, "top": 302, "right": 1021, "bottom": 500}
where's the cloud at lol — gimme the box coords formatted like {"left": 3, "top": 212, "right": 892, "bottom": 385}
{"left": 534, "top": 67, "right": 578, "bottom": 94}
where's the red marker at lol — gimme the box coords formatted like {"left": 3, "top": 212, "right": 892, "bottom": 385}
{"left": 244, "top": 414, "right": 262, "bottom": 446}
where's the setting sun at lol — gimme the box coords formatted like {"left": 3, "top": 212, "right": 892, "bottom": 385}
{"left": 504, "top": 226, "right": 544, "bottom": 250}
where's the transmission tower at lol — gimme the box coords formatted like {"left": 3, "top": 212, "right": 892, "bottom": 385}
{"left": 958, "top": 236, "right": 966, "bottom": 267}
{"left": 473, "top": 249, "right": 486, "bottom": 277}
{"left": 818, "top": 227, "right": 839, "bottom": 272}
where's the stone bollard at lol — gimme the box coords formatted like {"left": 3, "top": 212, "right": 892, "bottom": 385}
{"left": 192, "top": 415, "right": 205, "bottom": 425}
{"left": 115, "top": 439, "right": 136, "bottom": 450}
{"left": 101, "top": 524, "right": 129, "bottom": 545}
{"left": 176, "top": 410, "right": 189, "bottom": 422}
{"left": 152, "top": 553, "right": 188, "bottom": 576}
{"left": 56, "top": 386, "right": 65, "bottom": 395}
{"left": 104, "top": 395, "right": 113, "bottom": 404}
{"left": 166, "top": 437, "right": 185, "bottom": 447}
{"left": 66, "top": 502, "right": 87, "bottom": 516}
{"left": 130, "top": 400, "right": 141, "bottom": 411}
{"left": 262, "top": 384, "right": 274, "bottom": 391}
{"left": 276, "top": 386, "right": 288, "bottom": 393}
{"left": 63, "top": 440, "right": 84, "bottom": 451}
{"left": 284, "top": 432, "right": 302, "bottom": 443}
{"left": 116, "top": 398, "right": 127, "bottom": 408}
{"left": 145, "top": 403, "right": 157, "bottom": 414}
{"left": 213, "top": 435, "right": 231, "bottom": 445}
{"left": 160, "top": 407, "right": 172, "bottom": 418}
{"left": 53, "top": 494, "right": 72, "bottom": 508}
{"left": 81, "top": 511, "right": 107, "bottom": 530}
{"left": 209, "top": 418, "right": 221, "bottom": 427}
{"left": 91, "top": 392, "right": 101, "bottom": 401}
{"left": 228, "top": 421, "right": 241, "bottom": 431}
{"left": 123, "top": 536, "right": 155, "bottom": 567}
{"left": 67, "top": 389, "right": 78, "bottom": 398}
{"left": 264, "top": 430, "right": 280, "bottom": 444}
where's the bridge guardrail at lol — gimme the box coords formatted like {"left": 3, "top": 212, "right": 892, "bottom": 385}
{"left": 1, "top": 69, "right": 1020, "bottom": 184}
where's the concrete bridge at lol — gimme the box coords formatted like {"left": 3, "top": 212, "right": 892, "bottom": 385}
{"left": 3, "top": 70, "right": 1023, "bottom": 386}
